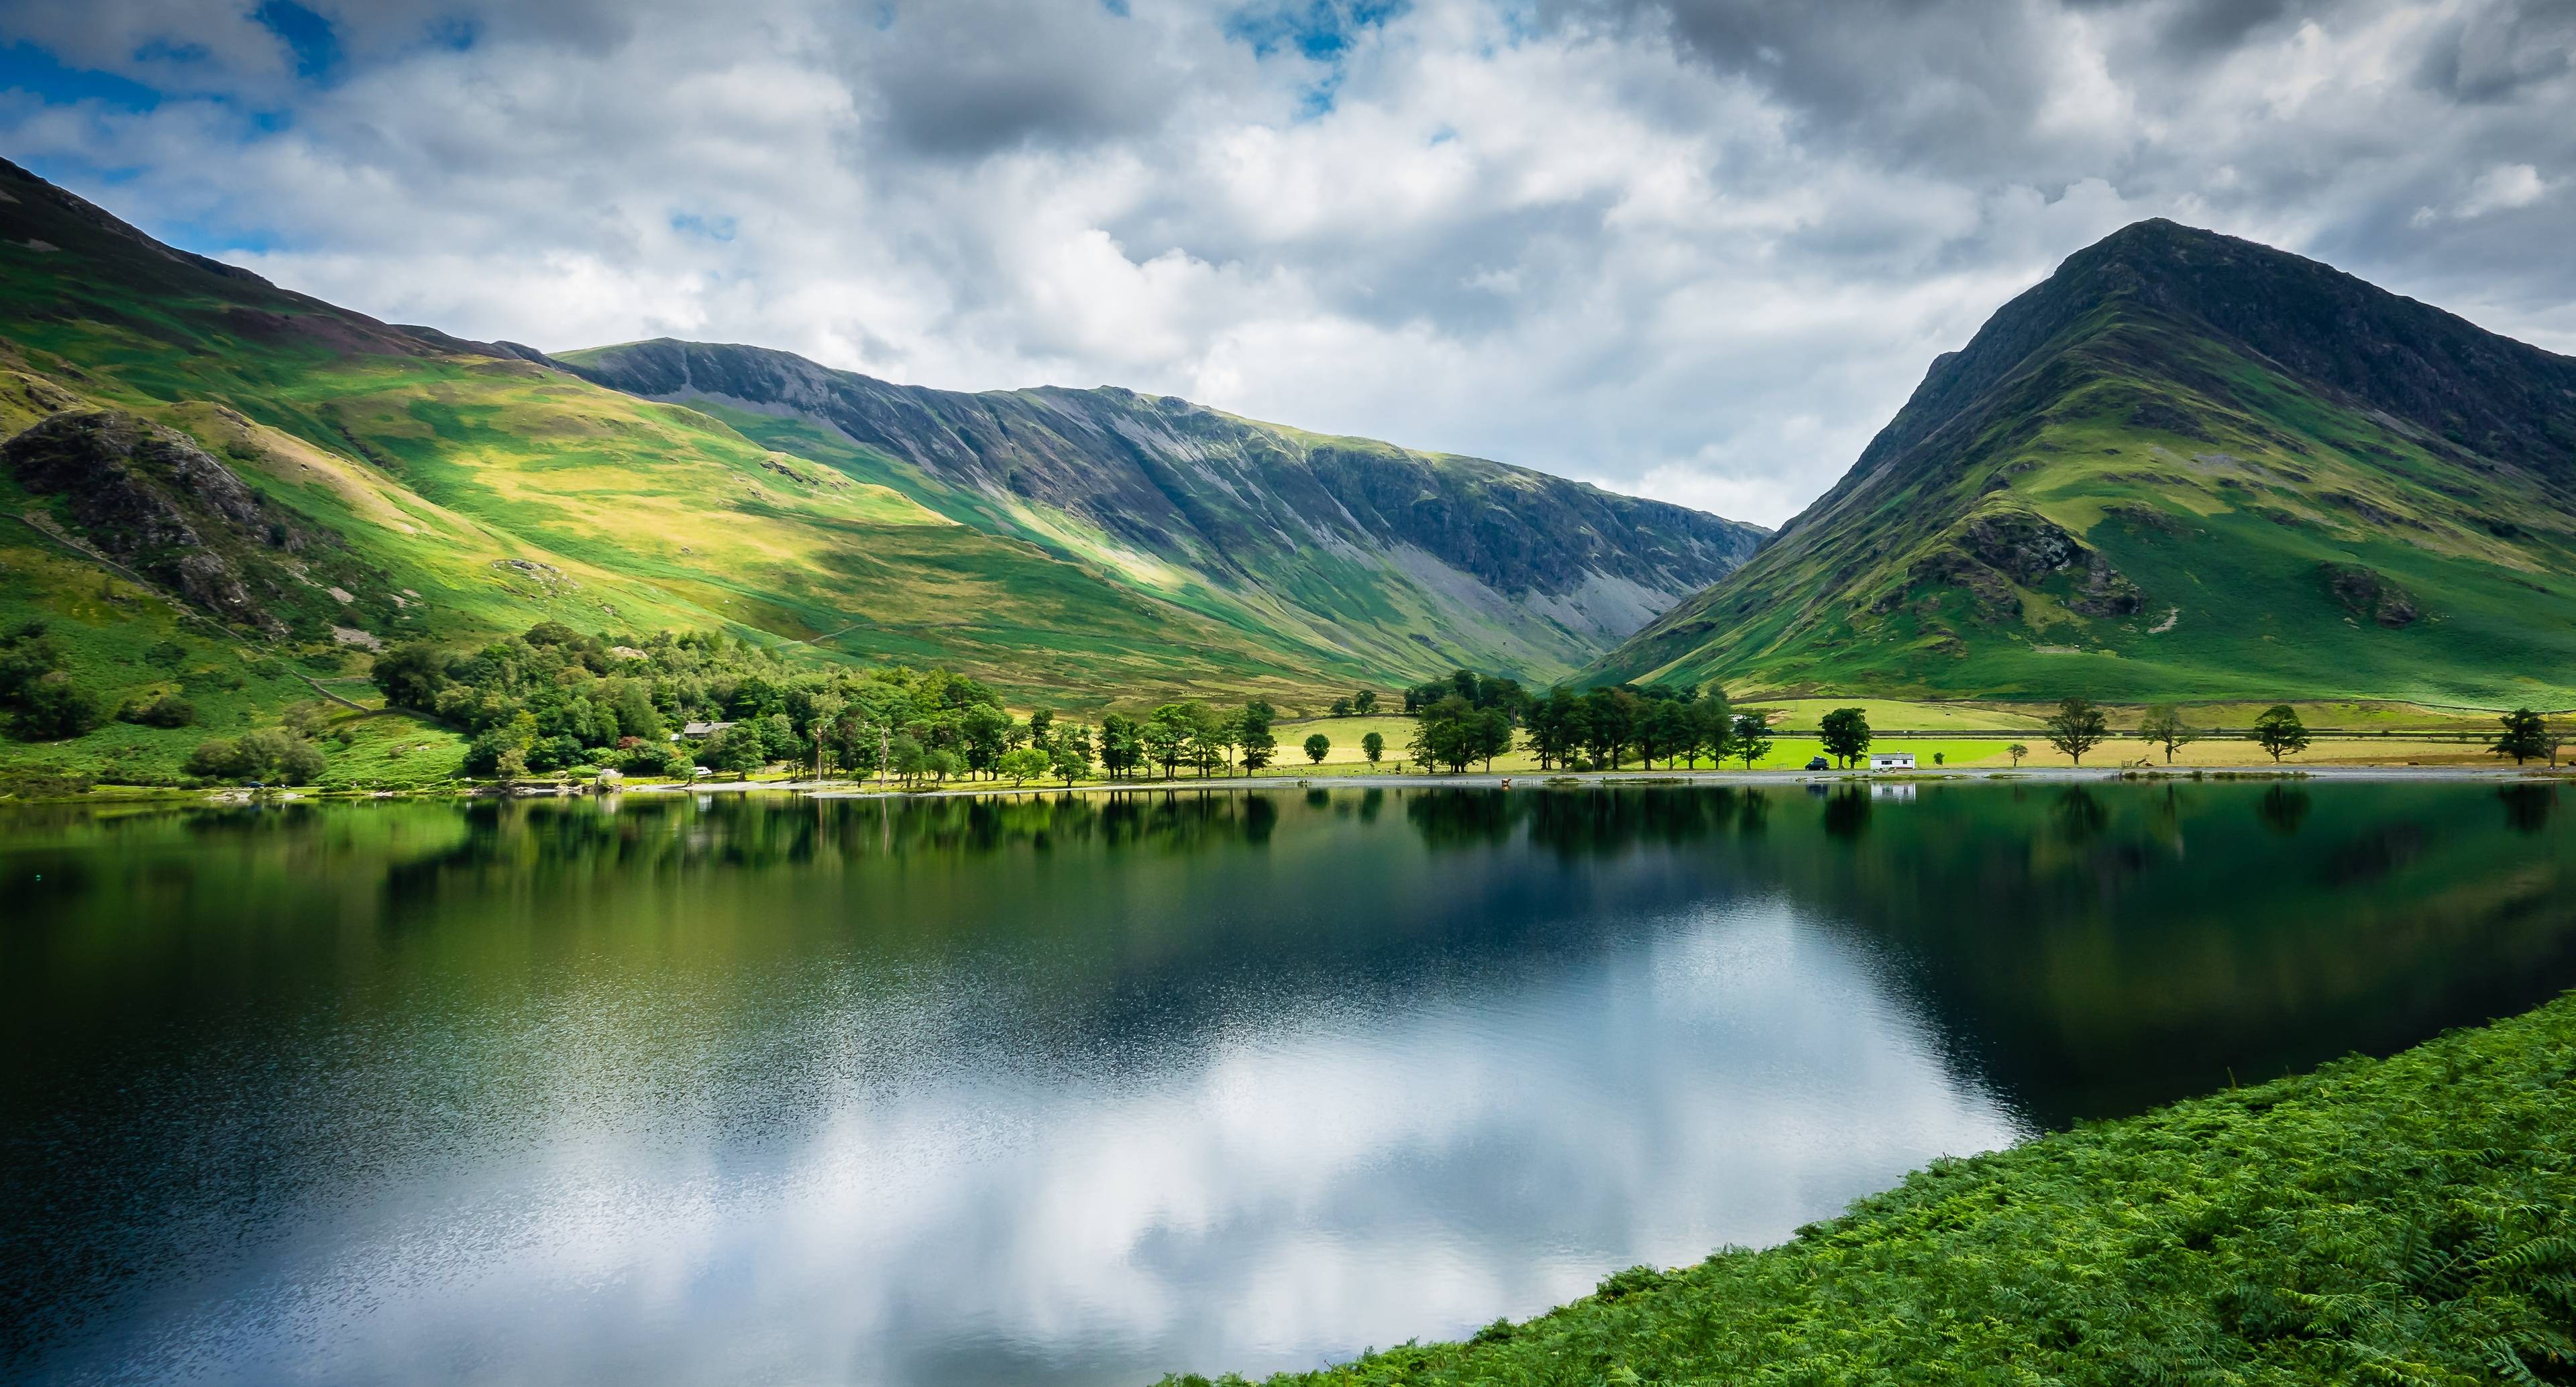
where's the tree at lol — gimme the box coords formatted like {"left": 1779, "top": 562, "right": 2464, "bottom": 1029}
{"left": 1303, "top": 732, "right": 1331, "bottom": 765}
{"left": 14, "top": 671, "right": 104, "bottom": 740}
{"left": 2137, "top": 704, "right": 2197, "bottom": 764}
{"left": 1525, "top": 687, "right": 1585, "bottom": 771}
{"left": 959, "top": 704, "right": 1012, "bottom": 778}
{"left": 2251, "top": 704, "right": 2310, "bottom": 763}
{"left": 1361, "top": 730, "right": 1385, "bottom": 766}
{"left": 1687, "top": 691, "right": 1732, "bottom": 769}
{"left": 1098, "top": 714, "right": 1143, "bottom": 780}
{"left": 1411, "top": 694, "right": 1484, "bottom": 773}
{"left": 1352, "top": 690, "right": 1378, "bottom": 715}
{"left": 1143, "top": 704, "right": 1197, "bottom": 779}
{"left": 1818, "top": 706, "right": 1872, "bottom": 768}
{"left": 1051, "top": 725, "right": 1095, "bottom": 786}
{"left": 1582, "top": 687, "right": 1636, "bottom": 770}
{"left": 2494, "top": 708, "right": 2551, "bottom": 766}
{"left": 1026, "top": 708, "right": 1055, "bottom": 753}
{"left": 1472, "top": 708, "right": 1514, "bottom": 771}
{"left": 1731, "top": 713, "right": 1774, "bottom": 770}
{"left": 1329, "top": 697, "right": 1352, "bottom": 718}
{"left": 995, "top": 747, "right": 1050, "bottom": 785}
{"left": 710, "top": 726, "right": 766, "bottom": 777}
{"left": 2007, "top": 742, "right": 2029, "bottom": 768}
{"left": 2045, "top": 698, "right": 2109, "bottom": 766}
{"left": 1238, "top": 701, "right": 1277, "bottom": 775}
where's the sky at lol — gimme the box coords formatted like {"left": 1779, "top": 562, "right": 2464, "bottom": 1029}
{"left": 0, "top": 1, "right": 2569, "bottom": 526}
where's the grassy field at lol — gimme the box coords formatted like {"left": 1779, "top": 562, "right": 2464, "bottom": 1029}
{"left": 1173, "top": 989, "right": 2576, "bottom": 1386}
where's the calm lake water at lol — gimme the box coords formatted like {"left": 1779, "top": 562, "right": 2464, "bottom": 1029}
{"left": 7, "top": 781, "right": 2575, "bottom": 1385}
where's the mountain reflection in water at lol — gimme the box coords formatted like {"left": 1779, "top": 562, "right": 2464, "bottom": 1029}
{"left": 4, "top": 782, "right": 2571, "bottom": 1387}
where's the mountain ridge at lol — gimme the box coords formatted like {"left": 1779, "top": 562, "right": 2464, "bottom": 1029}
{"left": 550, "top": 336, "right": 1766, "bottom": 662}
{"left": 1593, "top": 219, "right": 2576, "bottom": 705}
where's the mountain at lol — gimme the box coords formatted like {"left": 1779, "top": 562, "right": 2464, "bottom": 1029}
{"left": 1592, "top": 220, "right": 2576, "bottom": 706}
{"left": 0, "top": 156, "right": 1758, "bottom": 779}
{"left": 550, "top": 339, "right": 1764, "bottom": 680}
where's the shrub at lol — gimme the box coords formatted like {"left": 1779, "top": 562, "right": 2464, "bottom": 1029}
{"left": 184, "top": 728, "right": 326, "bottom": 785}
{"left": 15, "top": 671, "right": 105, "bottom": 740}
{"left": 119, "top": 694, "right": 199, "bottom": 728}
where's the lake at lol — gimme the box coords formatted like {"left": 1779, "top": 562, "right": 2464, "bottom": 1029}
{"left": 7, "top": 780, "right": 2575, "bottom": 1385}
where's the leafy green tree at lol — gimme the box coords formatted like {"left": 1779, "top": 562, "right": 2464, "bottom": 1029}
{"left": 1329, "top": 697, "right": 1352, "bottom": 718}
{"left": 1731, "top": 713, "right": 1774, "bottom": 770}
{"left": 1144, "top": 704, "right": 1197, "bottom": 779}
{"left": 1525, "top": 687, "right": 1583, "bottom": 770}
{"left": 1360, "top": 730, "right": 1385, "bottom": 766}
{"left": 370, "top": 642, "right": 450, "bottom": 711}
{"left": 1819, "top": 706, "right": 1872, "bottom": 768}
{"left": 1188, "top": 708, "right": 1234, "bottom": 777}
{"left": 1238, "top": 701, "right": 1277, "bottom": 774}
{"left": 2251, "top": 704, "right": 2311, "bottom": 763}
{"left": 1051, "top": 725, "right": 1094, "bottom": 785}
{"left": 888, "top": 733, "right": 929, "bottom": 785}
{"left": 184, "top": 728, "right": 327, "bottom": 785}
{"left": 1304, "top": 732, "right": 1331, "bottom": 764}
{"left": 1411, "top": 694, "right": 1483, "bottom": 773}
{"left": 1352, "top": 690, "right": 1378, "bottom": 715}
{"left": 2138, "top": 705, "right": 2197, "bottom": 764}
{"left": 920, "top": 748, "right": 961, "bottom": 783}
{"left": 1099, "top": 713, "right": 1144, "bottom": 779}
{"left": 995, "top": 747, "right": 1049, "bottom": 785}
{"left": 1689, "top": 692, "right": 1733, "bottom": 769}
{"left": 14, "top": 671, "right": 104, "bottom": 740}
{"left": 2008, "top": 743, "right": 2029, "bottom": 767}
{"left": 1582, "top": 687, "right": 1636, "bottom": 769}
{"left": 1634, "top": 696, "right": 1693, "bottom": 768}
{"left": 1482, "top": 708, "right": 1517, "bottom": 771}
{"left": 754, "top": 712, "right": 800, "bottom": 763}
{"left": 960, "top": 704, "right": 1013, "bottom": 778}
{"left": 710, "top": 726, "right": 767, "bottom": 778}
{"left": 2045, "top": 698, "right": 2110, "bottom": 766}
{"left": 2494, "top": 708, "right": 2550, "bottom": 766}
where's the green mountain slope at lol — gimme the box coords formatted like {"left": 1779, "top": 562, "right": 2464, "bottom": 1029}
{"left": 0, "top": 157, "right": 1758, "bottom": 779}
{"left": 1593, "top": 220, "right": 2576, "bottom": 706}
{"left": 551, "top": 339, "right": 1764, "bottom": 679}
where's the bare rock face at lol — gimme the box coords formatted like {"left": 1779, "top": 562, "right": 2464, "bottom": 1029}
{"left": 3, "top": 410, "right": 307, "bottom": 633}
{"left": 2320, "top": 562, "right": 2420, "bottom": 627}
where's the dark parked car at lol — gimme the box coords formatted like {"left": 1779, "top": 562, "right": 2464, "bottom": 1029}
{"left": 1804, "top": 757, "right": 1830, "bottom": 771}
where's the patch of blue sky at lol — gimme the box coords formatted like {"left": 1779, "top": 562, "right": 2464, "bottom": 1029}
{"left": 671, "top": 211, "right": 738, "bottom": 243}
{"left": 1224, "top": 1, "right": 1407, "bottom": 62}
{"left": 0, "top": 43, "right": 162, "bottom": 111}
{"left": 254, "top": 0, "right": 343, "bottom": 82}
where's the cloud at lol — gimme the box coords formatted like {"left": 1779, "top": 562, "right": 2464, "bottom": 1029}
{"left": 0, "top": 0, "right": 2569, "bottom": 524}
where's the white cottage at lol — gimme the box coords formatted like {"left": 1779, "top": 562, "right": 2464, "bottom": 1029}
{"left": 1868, "top": 752, "right": 1917, "bottom": 771}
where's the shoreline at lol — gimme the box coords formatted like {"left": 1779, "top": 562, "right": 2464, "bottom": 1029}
{"left": 13, "top": 760, "right": 2572, "bottom": 809}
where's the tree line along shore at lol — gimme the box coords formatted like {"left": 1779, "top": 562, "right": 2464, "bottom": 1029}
{"left": 1, "top": 620, "right": 2568, "bottom": 794}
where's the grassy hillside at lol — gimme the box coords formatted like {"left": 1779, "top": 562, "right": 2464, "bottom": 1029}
{"left": 1596, "top": 221, "right": 2576, "bottom": 707}
{"left": 0, "top": 160, "right": 1753, "bottom": 783}
{"left": 1175, "top": 986, "right": 2576, "bottom": 1386}
{"left": 551, "top": 338, "right": 1768, "bottom": 679}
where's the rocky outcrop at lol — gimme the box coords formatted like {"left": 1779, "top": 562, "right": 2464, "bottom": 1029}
{"left": 2319, "top": 562, "right": 2420, "bottom": 627}
{"left": 1, "top": 410, "right": 384, "bottom": 638}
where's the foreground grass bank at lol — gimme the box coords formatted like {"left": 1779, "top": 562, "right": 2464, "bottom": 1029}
{"left": 1174, "top": 994, "right": 2576, "bottom": 1386}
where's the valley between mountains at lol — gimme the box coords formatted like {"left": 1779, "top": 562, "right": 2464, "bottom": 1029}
{"left": 2, "top": 155, "right": 2573, "bottom": 792}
